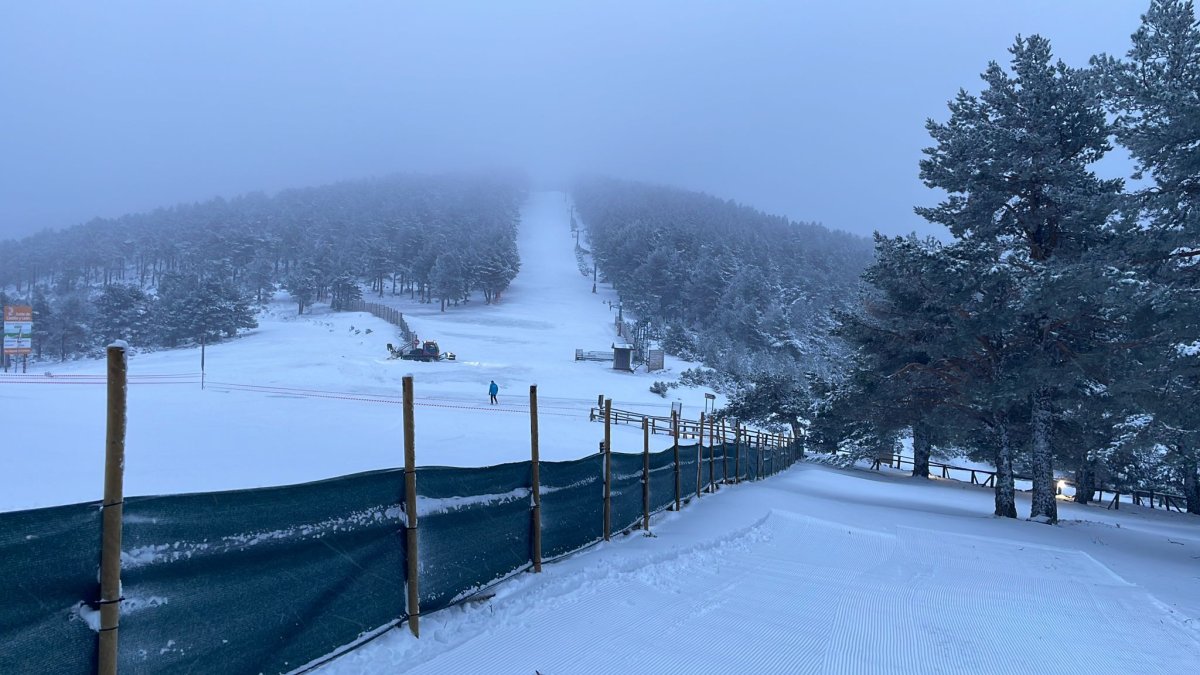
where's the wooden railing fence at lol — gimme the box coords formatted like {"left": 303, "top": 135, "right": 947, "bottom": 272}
{"left": 878, "top": 453, "right": 1190, "bottom": 513}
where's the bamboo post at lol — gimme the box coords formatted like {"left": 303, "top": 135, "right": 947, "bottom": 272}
{"left": 672, "top": 411, "right": 681, "bottom": 511}
{"left": 757, "top": 433, "right": 763, "bottom": 480}
{"left": 746, "top": 428, "right": 752, "bottom": 479}
{"left": 98, "top": 343, "right": 128, "bottom": 675}
{"left": 642, "top": 417, "right": 650, "bottom": 531}
{"left": 734, "top": 425, "right": 742, "bottom": 483}
{"left": 721, "top": 420, "right": 728, "bottom": 484}
{"left": 402, "top": 375, "right": 420, "bottom": 638}
{"left": 603, "top": 398, "right": 612, "bottom": 541}
{"left": 530, "top": 385, "right": 542, "bottom": 572}
{"left": 696, "top": 412, "right": 705, "bottom": 499}
{"left": 700, "top": 413, "right": 710, "bottom": 492}
{"left": 770, "top": 433, "right": 775, "bottom": 474}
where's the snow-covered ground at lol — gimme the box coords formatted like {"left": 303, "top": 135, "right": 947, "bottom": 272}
{"left": 7, "top": 191, "right": 1200, "bottom": 672}
{"left": 4, "top": 191, "right": 710, "bottom": 511}
{"left": 323, "top": 463, "right": 1200, "bottom": 673}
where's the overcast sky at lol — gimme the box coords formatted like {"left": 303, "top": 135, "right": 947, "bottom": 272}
{"left": 0, "top": 1, "right": 1147, "bottom": 241}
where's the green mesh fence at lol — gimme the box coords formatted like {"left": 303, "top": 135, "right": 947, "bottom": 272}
{"left": 0, "top": 501, "right": 100, "bottom": 675}
{"left": 0, "top": 421, "right": 797, "bottom": 675}
{"left": 118, "top": 469, "right": 406, "bottom": 674}
{"left": 609, "top": 453, "right": 645, "bottom": 535}
{"left": 712, "top": 442, "right": 729, "bottom": 485}
{"left": 731, "top": 442, "right": 743, "bottom": 482}
{"left": 540, "top": 454, "right": 603, "bottom": 561}
{"left": 702, "top": 442, "right": 716, "bottom": 490}
{"left": 677, "top": 442, "right": 699, "bottom": 499}
{"left": 417, "top": 462, "right": 532, "bottom": 613}
{"left": 648, "top": 448, "right": 677, "bottom": 514}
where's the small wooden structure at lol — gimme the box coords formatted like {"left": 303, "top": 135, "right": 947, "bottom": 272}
{"left": 646, "top": 349, "right": 665, "bottom": 371}
{"left": 612, "top": 343, "right": 634, "bottom": 371}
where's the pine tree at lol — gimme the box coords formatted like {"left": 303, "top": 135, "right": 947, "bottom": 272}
{"left": 429, "top": 253, "right": 466, "bottom": 312}
{"left": 1095, "top": 0, "right": 1200, "bottom": 512}
{"left": 155, "top": 270, "right": 257, "bottom": 346}
{"left": 831, "top": 235, "right": 963, "bottom": 479}
{"left": 723, "top": 360, "right": 813, "bottom": 446}
{"left": 92, "top": 284, "right": 152, "bottom": 348}
{"left": 918, "top": 35, "right": 1124, "bottom": 523}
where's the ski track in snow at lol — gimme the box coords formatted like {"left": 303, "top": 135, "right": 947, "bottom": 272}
{"left": 324, "top": 469, "right": 1200, "bottom": 674}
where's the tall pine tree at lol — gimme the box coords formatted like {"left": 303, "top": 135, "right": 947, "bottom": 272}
{"left": 1096, "top": 0, "right": 1200, "bottom": 512}
{"left": 918, "top": 35, "right": 1124, "bottom": 523}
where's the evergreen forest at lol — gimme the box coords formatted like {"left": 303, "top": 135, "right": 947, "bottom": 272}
{"left": 0, "top": 172, "right": 524, "bottom": 358}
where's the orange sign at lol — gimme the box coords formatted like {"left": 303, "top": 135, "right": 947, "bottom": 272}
{"left": 3, "top": 305, "right": 31, "bottom": 323}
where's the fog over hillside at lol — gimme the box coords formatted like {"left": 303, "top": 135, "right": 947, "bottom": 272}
{"left": 1, "top": 1, "right": 1142, "bottom": 240}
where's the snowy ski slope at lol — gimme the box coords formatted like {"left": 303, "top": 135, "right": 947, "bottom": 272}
{"left": 6, "top": 191, "right": 1199, "bottom": 673}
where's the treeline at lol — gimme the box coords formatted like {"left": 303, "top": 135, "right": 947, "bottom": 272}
{"left": 571, "top": 177, "right": 875, "bottom": 439}
{"left": 0, "top": 171, "right": 524, "bottom": 359}
{"left": 811, "top": 1, "right": 1200, "bottom": 518}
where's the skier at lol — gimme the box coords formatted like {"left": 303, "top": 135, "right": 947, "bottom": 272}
{"left": 488, "top": 380, "right": 499, "bottom": 405}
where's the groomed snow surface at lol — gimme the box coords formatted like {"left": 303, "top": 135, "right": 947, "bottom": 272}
{"left": 324, "top": 466, "right": 1200, "bottom": 674}
{"left": 6, "top": 192, "right": 1200, "bottom": 672}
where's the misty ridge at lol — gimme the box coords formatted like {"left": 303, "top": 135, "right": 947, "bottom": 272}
{"left": 0, "top": 170, "right": 870, "bottom": 365}
{"left": 1, "top": 0, "right": 1199, "bottom": 518}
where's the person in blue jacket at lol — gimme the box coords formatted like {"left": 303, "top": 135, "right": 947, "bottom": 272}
{"left": 488, "top": 380, "right": 499, "bottom": 405}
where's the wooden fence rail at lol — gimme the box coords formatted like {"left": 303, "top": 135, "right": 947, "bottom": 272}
{"left": 344, "top": 299, "right": 413, "bottom": 344}
{"left": 590, "top": 406, "right": 791, "bottom": 452}
{"left": 574, "top": 349, "right": 613, "bottom": 362}
{"left": 880, "top": 453, "right": 1189, "bottom": 513}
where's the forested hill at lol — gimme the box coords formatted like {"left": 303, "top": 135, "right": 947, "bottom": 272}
{"left": 571, "top": 177, "right": 874, "bottom": 425}
{"left": 0, "top": 171, "right": 524, "bottom": 359}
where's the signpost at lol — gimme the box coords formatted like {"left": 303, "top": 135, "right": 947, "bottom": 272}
{"left": 3, "top": 305, "right": 33, "bottom": 373}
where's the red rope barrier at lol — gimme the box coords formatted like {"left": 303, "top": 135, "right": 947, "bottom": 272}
{"left": 0, "top": 374, "right": 582, "bottom": 416}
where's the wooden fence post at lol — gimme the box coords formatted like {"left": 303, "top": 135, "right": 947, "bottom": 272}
{"left": 672, "top": 411, "right": 681, "bottom": 511}
{"left": 530, "top": 385, "right": 542, "bottom": 572}
{"left": 757, "top": 432, "right": 763, "bottom": 480}
{"left": 715, "top": 417, "right": 724, "bottom": 480}
{"left": 734, "top": 425, "right": 741, "bottom": 484}
{"left": 696, "top": 412, "right": 705, "bottom": 499}
{"left": 603, "top": 398, "right": 612, "bottom": 541}
{"left": 98, "top": 343, "right": 128, "bottom": 675}
{"left": 700, "top": 413, "right": 710, "bottom": 492}
{"left": 402, "top": 375, "right": 421, "bottom": 638}
{"left": 642, "top": 417, "right": 650, "bottom": 531}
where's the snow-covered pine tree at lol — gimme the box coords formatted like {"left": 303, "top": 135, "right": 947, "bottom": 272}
{"left": 1096, "top": 0, "right": 1200, "bottom": 512}
{"left": 830, "top": 235, "right": 960, "bottom": 480}
{"left": 92, "top": 284, "right": 153, "bottom": 348}
{"left": 918, "top": 35, "right": 1124, "bottom": 523}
